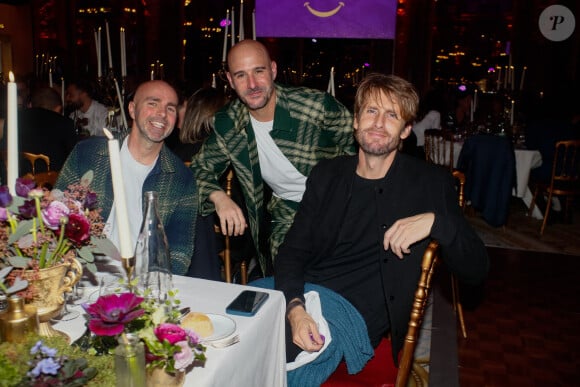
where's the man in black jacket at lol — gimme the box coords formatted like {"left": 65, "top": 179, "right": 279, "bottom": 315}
{"left": 275, "top": 73, "right": 489, "bottom": 365}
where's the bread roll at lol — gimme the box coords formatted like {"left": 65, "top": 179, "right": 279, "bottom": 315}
{"left": 181, "top": 312, "right": 214, "bottom": 338}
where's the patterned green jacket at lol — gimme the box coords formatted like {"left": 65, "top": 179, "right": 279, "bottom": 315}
{"left": 56, "top": 135, "right": 197, "bottom": 275}
{"left": 191, "top": 84, "right": 355, "bottom": 274}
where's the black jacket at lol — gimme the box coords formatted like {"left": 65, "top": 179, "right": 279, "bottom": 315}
{"left": 275, "top": 153, "right": 489, "bottom": 362}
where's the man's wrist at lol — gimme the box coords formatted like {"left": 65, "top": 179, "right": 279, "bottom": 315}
{"left": 285, "top": 298, "right": 305, "bottom": 318}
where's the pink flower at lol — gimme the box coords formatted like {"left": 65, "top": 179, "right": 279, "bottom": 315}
{"left": 42, "top": 201, "right": 70, "bottom": 230}
{"left": 65, "top": 213, "right": 91, "bottom": 245}
{"left": 154, "top": 323, "right": 187, "bottom": 345}
{"left": 173, "top": 341, "right": 194, "bottom": 371}
{"left": 83, "top": 293, "right": 145, "bottom": 336}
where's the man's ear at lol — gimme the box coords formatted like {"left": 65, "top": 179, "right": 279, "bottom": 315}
{"left": 400, "top": 124, "right": 412, "bottom": 140}
{"left": 226, "top": 72, "right": 235, "bottom": 90}
{"left": 271, "top": 60, "right": 278, "bottom": 81}
{"left": 128, "top": 101, "right": 136, "bottom": 120}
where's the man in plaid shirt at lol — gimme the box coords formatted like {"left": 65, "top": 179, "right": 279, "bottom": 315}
{"left": 191, "top": 40, "right": 355, "bottom": 275}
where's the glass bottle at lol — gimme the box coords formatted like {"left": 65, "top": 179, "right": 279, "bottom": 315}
{"left": 0, "top": 296, "right": 39, "bottom": 343}
{"left": 135, "top": 191, "right": 173, "bottom": 302}
{"left": 114, "top": 333, "right": 146, "bottom": 387}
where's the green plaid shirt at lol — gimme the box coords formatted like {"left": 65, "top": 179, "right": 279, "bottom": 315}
{"left": 191, "top": 84, "right": 355, "bottom": 274}
{"left": 56, "top": 135, "right": 197, "bottom": 275}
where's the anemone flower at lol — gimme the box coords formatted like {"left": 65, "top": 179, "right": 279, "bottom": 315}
{"left": 83, "top": 292, "right": 145, "bottom": 336}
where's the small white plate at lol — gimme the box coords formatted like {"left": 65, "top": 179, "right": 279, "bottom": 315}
{"left": 203, "top": 313, "right": 237, "bottom": 342}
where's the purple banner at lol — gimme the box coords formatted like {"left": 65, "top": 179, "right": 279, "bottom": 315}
{"left": 256, "top": 0, "right": 397, "bottom": 39}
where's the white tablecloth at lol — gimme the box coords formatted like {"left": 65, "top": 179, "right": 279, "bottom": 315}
{"left": 53, "top": 276, "right": 288, "bottom": 387}
{"left": 452, "top": 142, "right": 543, "bottom": 219}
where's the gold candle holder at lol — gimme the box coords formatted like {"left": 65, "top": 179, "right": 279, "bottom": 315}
{"left": 122, "top": 256, "right": 136, "bottom": 289}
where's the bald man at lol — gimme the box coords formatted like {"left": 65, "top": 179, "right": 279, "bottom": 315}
{"left": 191, "top": 40, "right": 355, "bottom": 275}
{"left": 56, "top": 80, "right": 204, "bottom": 277}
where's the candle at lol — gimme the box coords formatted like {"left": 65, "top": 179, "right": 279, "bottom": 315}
{"left": 231, "top": 7, "right": 235, "bottom": 46}
{"left": 327, "top": 67, "right": 335, "bottom": 96}
{"left": 473, "top": 89, "right": 478, "bottom": 112}
{"left": 222, "top": 9, "right": 230, "bottom": 62}
{"left": 212, "top": 73, "right": 217, "bottom": 88}
{"left": 6, "top": 72, "right": 18, "bottom": 195}
{"left": 48, "top": 68, "right": 53, "bottom": 88}
{"left": 510, "top": 100, "right": 515, "bottom": 126}
{"left": 503, "top": 66, "right": 508, "bottom": 89}
{"left": 114, "top": 78, "right": 128, "bottom": 130}
{"left": 61, "top": 78, "right": 65, "bottom": 115}
{"left": 103, "top": 128, "right": 133, "bottom": 259}
{"left": 106, "top": 21, "right": 113, "bottom": 69}
{"left": 252, "top": 9, "right": 256, "bottom": 40}
{"left": 510, "top": 66, "right": 515, "bottom": 91}
{"left": 120, "top": 27, "right": 127, "bottom": 78}
{"left": 519, "top": 66, "right": 527, "bottom": 91}
{"left": 150, "top": 69, "right": 154, "bottom": 81}
{"left": 470, "top": 99, "right": 474, "bottom": 123}
{"left": 95, "top": 28, "right": 102, "bottom": 78}
{"left": 239, "top": 0, "right": 244, "bottom": 41}
{"left": 496, "top": 66, "right": 501, "bottom": 91}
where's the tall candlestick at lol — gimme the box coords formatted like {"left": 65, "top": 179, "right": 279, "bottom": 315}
{"left": 473, "top": 89, "right": 478, "bottom": 112}
{"left": 510, "top": 66, "right": 515, "bottom": 91}
{"left": 103, "top": 128, "right": 133, "bottom": 259}
{"left": 519, "top": 66, "right": 526, "bottom": 91}
{"left": 105, "top": 21, "right": 113, "bottom": 70}
{"left": 61, "top": 78, "right": 65, "bottom": 115}
{"left": 496, "top": 66, "right": 502, "bottom": 91}
{"left": 222, "top": 10, "right": 230, "bottom": 62}
{"left": 48, "top": 68, "right": 53, "bottom": 88}
{"left": 120, "top": 27, "right": 127, "bottom": 78}
{"left": 239, "top": 0, "right": 244, "bottom": 41}
{"left": 510, "top": 100, "right": 515, "bottom": 126}
{"left": 212, "top": 73, "right": 217, "bottom": 88}
{"left": 96, "top": 28, "right": 102, "bottom": 78}
{"left": 114, "top": 78, "right": 128, "bottom": 130}
{"left": 231, "top": 7, "right": 235, "bottom": 46}
{"left": 504, "top": 66, "right": 508, "bottom": 89}
{"left": 252, "top": 9, "right": 256, "bottom": 40}
{"left": 6, "top": 72, "right": 18, "bottom": 195}
{"left": 470, "top": 99, "right": 474, "bottom": 123}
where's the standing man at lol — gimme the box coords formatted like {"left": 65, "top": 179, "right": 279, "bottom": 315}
{"left": 65, "top": 79, "right": 110, "bottom": 137}
{"left": 57, "top": 80, "right": 199, "bottom": 276}
{"left": 276, "top": 74, "right": 489, "bottom": 370}
{"left": 191, "top": 40, "right": 355, "bottom": 275}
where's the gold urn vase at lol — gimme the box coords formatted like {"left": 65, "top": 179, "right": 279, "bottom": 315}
{"left": 23, "top": 257, "right": 82, "bottom": 339}
{"left": 146, "top": 367, "right": 185, "bottom": 387}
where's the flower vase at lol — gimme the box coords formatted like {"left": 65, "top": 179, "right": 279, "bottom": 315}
{"left": 146, "top": 367, "right": 185, "bottom": 387}
{"left": 23, "top": 258, "right": 82, "bottom": 340}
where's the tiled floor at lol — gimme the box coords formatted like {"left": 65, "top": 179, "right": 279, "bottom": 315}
{"left": 457, "top": 247, "right": 580, "bottom": 386}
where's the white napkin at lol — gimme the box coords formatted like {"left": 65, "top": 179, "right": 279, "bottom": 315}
{"left": 286, "top": 291, "right": 332, "bottom": 371}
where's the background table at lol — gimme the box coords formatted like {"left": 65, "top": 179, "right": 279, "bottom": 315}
{"left": 54, "top": 276, "right": 288, "bottom": 387}
{"left": 452, "top": 142, "right": 543, "bottom": 219}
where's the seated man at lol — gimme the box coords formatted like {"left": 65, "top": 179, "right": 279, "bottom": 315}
{"left": 275, "top": 74, "right": 489, "bottom": 372}
{"left": 56, "top": 80, "right": 202, "bottom": 277}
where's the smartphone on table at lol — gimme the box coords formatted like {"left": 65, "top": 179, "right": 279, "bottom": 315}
{"left": 225, "top": 290, "right": 269, "bottom": 317}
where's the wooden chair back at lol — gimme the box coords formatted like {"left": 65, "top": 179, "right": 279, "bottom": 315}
{"left": 216, "top": 169, "right": 248, "bottom": 284}
{"left": 395, "top": 240, "right": 440, "bottom": 387}
{"left": 22, "top": 152, "right": 51, "bottom": 175}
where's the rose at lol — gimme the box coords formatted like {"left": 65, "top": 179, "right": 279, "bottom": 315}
{"left": 0, "top": 186, "right": 12, "bottom": 207}
{"left": 42, "top": 201, "right": 70, "bottom": 230}
{"left": 173, "top": 341, "right": 194, "bottom": 371}
{"left": 18, "top": 199, "right": 37, "bottom": 219}
{"left": 154, "top": 323, "right": 187, "bottom": 345}
{"left": 65, "top": 213, "right": 91, "bottom": 245}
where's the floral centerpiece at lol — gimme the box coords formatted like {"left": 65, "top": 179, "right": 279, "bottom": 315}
{"left": 81, "top": 289, "right": 206, "bottom": 383}
{"left": 0, "top": 172, "right": 116, "bottom": 290}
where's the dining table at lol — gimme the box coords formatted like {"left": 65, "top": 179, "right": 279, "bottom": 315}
{"left": 53, "top": 275, "right": 288, "bottom": 387}
{"left": 451, "top": 140, "right": 544, "bottom": 219}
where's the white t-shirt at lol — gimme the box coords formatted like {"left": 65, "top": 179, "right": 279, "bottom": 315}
{"left": 104, "top": 137, "right": 156, "bottom": 274}
{"left": 412, "top": 110, "right": 441, "bottom": 147}
{"left": 69, "top": 100, "right": 110, "bottom": 137}
{"left": 250, "top": 116, "right": 307, "bottom": 202}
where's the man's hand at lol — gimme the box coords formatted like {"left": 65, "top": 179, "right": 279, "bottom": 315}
{"left": 383, "top": 213, "right": 435, "bottom": 258}
{"left": 287, "top": 303, "right": 325, "bottom": 352}
{"left": 209, "top": 191, "right": 248, "bottom": 236}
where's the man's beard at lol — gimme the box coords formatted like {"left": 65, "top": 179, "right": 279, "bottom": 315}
{"left": 355, "top": 128, "right": 401, "bottom": 156}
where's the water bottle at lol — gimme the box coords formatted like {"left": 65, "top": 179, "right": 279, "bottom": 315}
{"left": 135, "top": 191, "right": 172, "bottom": 303}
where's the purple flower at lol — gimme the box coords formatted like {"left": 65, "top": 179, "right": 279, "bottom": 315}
{"left": 42, "top": 201, "right": 70, "bottom": 230}
{"left": 83, "top": 293, "right": 145, "bottom": 336}
{"left": 0, "top": 208, "right": 7, "bottom": 222}
{"left": 15, "top": 178, "right": 36, "bottom": 198}
{"left": 18, "top": 199, "right": 37, "bottom": 219}
{"left": 173, "top": 340, "right": 195, "bottom": 371}
{"left": 0, "top": 186, "right": 12, "bottom": 207}
{"left": 84, "top": 191, "right": 98, "bottom": 210}
{"left": 28, "top": 357, "right": 61, "bottom": 377}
